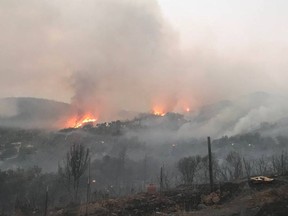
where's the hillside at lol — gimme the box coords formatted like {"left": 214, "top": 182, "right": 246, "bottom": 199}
{"left": 0, "top": 97, "right": 71, "bottom": 128}
{"left": 180, "top": 92, "right": 288, "bottom": 138}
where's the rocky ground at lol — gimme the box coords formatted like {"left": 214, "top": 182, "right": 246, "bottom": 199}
{"left": 50, "top": 176, "right": 288, "bottom": 216}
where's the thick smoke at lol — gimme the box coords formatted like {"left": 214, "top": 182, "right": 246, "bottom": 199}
{"left": 1, "top": 0, "right": 288, "bottom": 122}
{"left": 67, "top": 0, "right": 181, "bottom": 120}
{"left": 177, "top": 92, "right": 288, "bottom": 138}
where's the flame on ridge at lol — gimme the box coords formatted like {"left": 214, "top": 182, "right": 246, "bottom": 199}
{"left": 152, "top": 106, "right": 166, "bottom": 116}
{"left": 65, "top": 113, "right": 97, "bottom": 128}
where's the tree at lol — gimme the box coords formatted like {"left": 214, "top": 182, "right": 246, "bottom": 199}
{"left": 198, "top": 154, "right": 219, "bottom": 183}
{"left": 271, "top": 152, "right": 288, "bottom": 175}
{"left": 59, "top": 143, "right": 89, "bottom": 201}
{"left": 226, "top": 151, "right": 243, "bottom": 180}
{"left": 243, "top": 157, "right": 253, "bottom": 180}
{"left": 255, "top": 155, "right": 270, "bottom": 175}
{"left": 177, "top": 156, "right": 201, "bottom": 184}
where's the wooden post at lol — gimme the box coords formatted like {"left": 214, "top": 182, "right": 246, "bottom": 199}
{"left": 43, "top": 186, "right": 48, "bottom": 216}
{"left": 143, "top": 155, "right": 147, "bottom": 186}
{"left": 160, "top": 166, "right": 163, "bottom": 192}
{"left": 85, "top": 158, "right": 91, "bottom": 216}
{"left": 208, "top": 137, "right": 213, "bottom": 193}
{"left": 281, "top": 153, "right": 284, "bottom": 175}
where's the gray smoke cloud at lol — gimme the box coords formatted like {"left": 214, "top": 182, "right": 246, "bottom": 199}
{"left": 66, "top": 0, "right": 181, "bottom": 120}
{"left": 177, "top": 92, "right": 288, "bottom": 139}
{"left": 1, "top": 0, "right": 288, "bottom": 122}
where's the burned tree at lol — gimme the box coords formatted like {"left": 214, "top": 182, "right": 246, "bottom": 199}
{"left": 272, "top": 152, "right": 288, "bottom": 175}
{"left": 198, "top": 154, "right": 219, "bottom": 183}
{"left": 243, "top": 157, "right": 253, "bottom": 180}
{"left": 224, "top": 151, "right": 243, "bottom": 180}
{"left": 59, "top": 143, "right": 89, "bottom": 201}
{"left": 177, "top": 156, "right": 201, "bottom": 184}
{"left": 255, "top": 156, "right": 271, "bottom": 175}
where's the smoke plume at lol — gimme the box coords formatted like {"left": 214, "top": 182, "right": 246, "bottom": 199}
{"left": 1, "top": 0, "right": 288, "bottom": 122}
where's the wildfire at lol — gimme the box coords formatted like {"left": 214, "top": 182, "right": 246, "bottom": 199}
{"left": 65, "top": 113, "right": 97, "bottom": 128}
{"left": 154, "top": 111, "right": 165, "bottom": 116}
{"left": 152, "top": 106, "right": 166, "bottom": 116}
{"left": 75, "top": 117, "right": 97, "bottom": 128}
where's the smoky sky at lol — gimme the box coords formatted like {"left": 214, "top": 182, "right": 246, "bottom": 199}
{"left": 1, "top": 0, "right": 288, "bottom": 120}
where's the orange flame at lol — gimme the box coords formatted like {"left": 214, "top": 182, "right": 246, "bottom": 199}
{"left": 65, "top": 113, "right": 97, "bottom": 128}
{"left": 152, "top": 106, "right": 166, "bottom": 116}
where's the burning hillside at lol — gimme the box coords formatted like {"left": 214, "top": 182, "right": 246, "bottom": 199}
{"left": 152, "top": 105, "right": 167, "bottom": 116}
{"left": 65, "top": 113, "right": 98, "bottom": 128}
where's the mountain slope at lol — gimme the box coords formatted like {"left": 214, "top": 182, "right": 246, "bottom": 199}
{"left": 0, "top": 97, "right": 71, "bottom": 128}
{"left": 179, "top": 92, "right": 288, "bottom": 138}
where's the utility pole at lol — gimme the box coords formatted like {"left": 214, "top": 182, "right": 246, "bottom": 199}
{"left": 160, "top": 166, "right": 163, "bottom": 192}
{"left": 208, "top": 137, "right": 214, "bottom": 193}
{"left": 43, "top": 186, "right": 48, "bottom": 216}
{"left": 85, "top": 157, "right": 91, "bottom": 216}
{"left": 143, "top": 154, "right": 147, "bottom": 186}
{"left": 281, "top": 153, "right": 284, "bottom": 175}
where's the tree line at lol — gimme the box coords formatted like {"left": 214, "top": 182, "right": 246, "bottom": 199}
{"left": 0, "top": 142, "right": 287, "bottom": 215}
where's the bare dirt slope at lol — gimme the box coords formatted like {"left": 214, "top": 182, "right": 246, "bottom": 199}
{"left": 51, "top": 177, "right": 288, "bottom": 216}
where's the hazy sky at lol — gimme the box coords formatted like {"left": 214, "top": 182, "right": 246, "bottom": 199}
{"left": 1, "top": 0, "right": 288, "bottom": 114}
{"left": 158, "top": 0, "right": 288, "bottom": 49}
